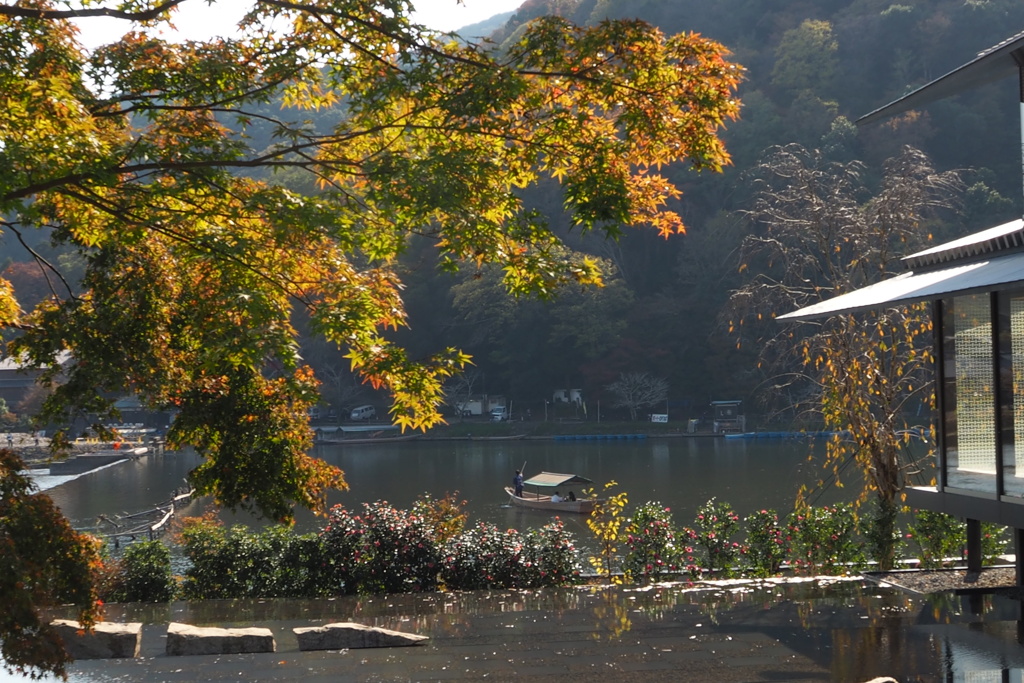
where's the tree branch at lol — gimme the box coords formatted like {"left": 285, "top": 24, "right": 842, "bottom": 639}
{"left": 0, "top": 0, "right": 187, "bottom": 21}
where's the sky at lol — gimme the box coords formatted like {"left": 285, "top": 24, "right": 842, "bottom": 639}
{"left": 76, "top": 0, "right": 524, "bottom": 48}
{"left": 411, "top": 0, "right": 522, "bottom": 31}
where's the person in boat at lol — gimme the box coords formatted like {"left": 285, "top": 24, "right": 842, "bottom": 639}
{"left": 513, "top": 470, "right": 524, "bottom": 498}
{"left": 567, "top": 491, "right": 576, "bottom": 502}
{"left": 551, "top": 491, "right": 563, "bottom": 503}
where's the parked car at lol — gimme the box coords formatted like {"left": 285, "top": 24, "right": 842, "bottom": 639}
{"left": 490, "top": 406, "right": 508, "bottom": 422}
{"left": 350, "top": 405, "right": 376, "bottom": 421}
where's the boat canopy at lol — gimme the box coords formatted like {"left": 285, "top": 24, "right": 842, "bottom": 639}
{"left": 523, "top": 472, "right": 593, "bottom": 488}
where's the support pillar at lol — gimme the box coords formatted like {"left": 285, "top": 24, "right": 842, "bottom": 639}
{"left": 1015, "top": 527, "right": 1024, "bottom": 586}
{"left": 966, "top": 518, "right": 983, "bottom": 573}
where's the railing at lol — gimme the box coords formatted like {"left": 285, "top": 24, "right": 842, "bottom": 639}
{"left": 91, "top": 486, "right": 195, "bottom": 547}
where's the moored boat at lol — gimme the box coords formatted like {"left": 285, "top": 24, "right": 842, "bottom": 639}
{"left": 504, "top": 471, "right": 599, "bottom": 513}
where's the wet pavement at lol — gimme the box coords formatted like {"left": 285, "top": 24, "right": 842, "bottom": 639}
{"left": 16, "top": 576, "right": 1024, "bottom": 682}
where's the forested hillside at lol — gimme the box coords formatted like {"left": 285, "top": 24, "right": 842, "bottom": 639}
{"left": 5, "top": 0, "right": 1023, "bottom": 422}
{"left": 392, "top": 0, "right": 1023, "bottom": 420}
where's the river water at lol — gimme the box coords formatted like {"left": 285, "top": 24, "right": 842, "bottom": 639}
{"left": 38, "top": 435, "right": 851, "bottom": 533}
{"left": 15, "top": 435, "right": 1024, "bottom": 682}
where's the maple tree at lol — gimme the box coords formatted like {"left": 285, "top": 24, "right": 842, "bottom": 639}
{"left": 0, "top": 450, "right": 101, "bottom": 679}
{"left": 1, "top": 0, "right": 740, "bottom": 675}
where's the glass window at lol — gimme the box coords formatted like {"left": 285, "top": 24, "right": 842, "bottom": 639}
{"left": 1007, "top": 294, "right": 1024, "bottom": 496}
{"left": 945, "top": 294, "right": 997, "bottom": 492}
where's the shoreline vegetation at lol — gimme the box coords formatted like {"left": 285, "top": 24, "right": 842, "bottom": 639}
{"left": 87, "top": 491, "right": 1016, "bottom": 607}
{"left": 319, "top": 418, "right": 731, "bottom": 442}
{"left": 18, "top": 419, "right": 721, "bottom": 461}
{"left": 12, "top": 429, "right": 1016, "bottom": 616}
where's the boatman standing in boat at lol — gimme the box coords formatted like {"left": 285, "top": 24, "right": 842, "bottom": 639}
{"left": 513, "top": 470, "right": 524, "bottom": 497}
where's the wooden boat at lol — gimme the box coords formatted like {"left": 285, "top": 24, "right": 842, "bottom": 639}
{"left": 504, "top": 471, "right": 599, "bottom": 514}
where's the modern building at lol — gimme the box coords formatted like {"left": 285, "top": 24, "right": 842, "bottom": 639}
{"left": 782, "top": 29, "right": 1024, "bottom": 584}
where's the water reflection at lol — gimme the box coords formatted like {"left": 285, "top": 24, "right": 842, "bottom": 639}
{"left": 589, "top": 587, "right": 633, "bottom": 640}
{"left": 18, "top": 579, "right": 1024, "bottom": 682}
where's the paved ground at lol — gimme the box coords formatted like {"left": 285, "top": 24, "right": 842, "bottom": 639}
{"left": 34, "top": 578, "right": 964, "bottom": 683}
{"left": 70, "top": 617, "right": 828, "bottom": 682}
{"left": 61, "top": 607, "right": 832, "bottom": 682}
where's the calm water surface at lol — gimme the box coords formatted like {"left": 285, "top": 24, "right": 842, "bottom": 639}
{"left": 11, "top": 436, "right": 1024, "bottom": 681}
{"left": 40, "top": 436, "right": 849, "bottom": 531}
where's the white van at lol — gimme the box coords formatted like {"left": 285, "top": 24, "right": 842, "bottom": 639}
{"left": 490, "top": 406, "right": 508, "bottom": 422}
{"left": 350, "top": 405, "right": 376, "bottom": 421}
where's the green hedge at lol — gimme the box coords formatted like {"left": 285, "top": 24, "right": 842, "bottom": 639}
{"left": 97, "top": 498, "right": 1012, "bottom": 602}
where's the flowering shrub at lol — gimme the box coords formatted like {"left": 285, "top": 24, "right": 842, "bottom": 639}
{"left": 677, "top": 538, "right": 703, "bottom": 580}
{"left": 441, "top": 520, "right": 582, "bottom": 590}
{"left": 743, "top": 509, "right": 787, "bottom": 578}
{"left": 441, "top": 522, "right": 528, "bottom": 590}
{"left": 163, "top": 496, "right": 1008, "bottom": 600}
{"left": 690, "top": 498, "right": 743, "bottom": 577}
{"left": 622, "top": 502, "right": 680, "bottom": 584}
{"left": 317, "top": 505, "right": 363, "bottom": 595}
{"left": 527, "top": 519, "right": 583, "bottom": 586}
{"left": 981, "top": 522, "right": 1010, "bottom": 564}
{"left": 320, "top": 501, "right": 440, "bottom": 595}
{"left": 786, "top": 504, "right": 863, "bottom": 575}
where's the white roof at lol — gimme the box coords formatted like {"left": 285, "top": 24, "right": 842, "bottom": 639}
{"left": 522, "top": 472, "right": 592, "bottom": 488}
{"left": 907, "top": 219, "right": 1024, "bottom": 260}
{"left": 779, "top": 219, "right": 1024, "bottom": 321}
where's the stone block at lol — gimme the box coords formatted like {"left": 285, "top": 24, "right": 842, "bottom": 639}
{"left": 50, "top": 619, "right": 141, "bottom": 659}
{"left": 293, "top": 622, "right": 428, "bottom": 650}
{"left": 166, "top": 622, "right": 275, "bottom": 656}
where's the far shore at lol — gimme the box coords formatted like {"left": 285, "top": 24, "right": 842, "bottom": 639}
{"left": 313, "top": 415, "right": 820, "bottom": 443}
{"left": 10, "top": 432, "right": 151, "bottom": 467}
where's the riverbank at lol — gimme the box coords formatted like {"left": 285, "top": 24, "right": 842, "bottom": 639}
{"left": 312, "top": 418, "right": 838, "bottom": 443}
{"left": 432, "top": 418, "right": 694, "bottom": 439}
{"left": 13, "top": 434, "right": 155, "bottom": 470}
{"left": 315, "top": 418, "right": 710, "bottom": 442}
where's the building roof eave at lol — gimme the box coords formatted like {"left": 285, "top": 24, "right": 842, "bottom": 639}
{"left": 857, "top": 29, "right": 1024, "bottom": 127}
{"left": 778, "top": 250, "right": 1024, "bottom": 321}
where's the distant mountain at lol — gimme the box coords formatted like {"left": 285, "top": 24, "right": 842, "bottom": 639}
{"left": 454, "top": 11, "right": 515, "bottom": 39}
